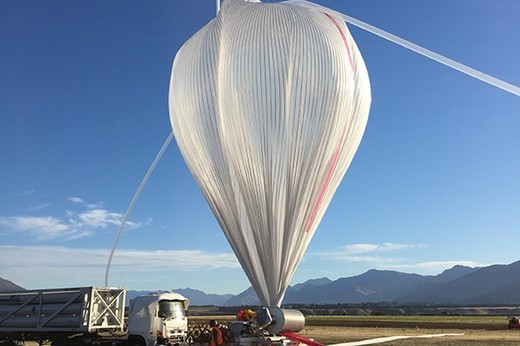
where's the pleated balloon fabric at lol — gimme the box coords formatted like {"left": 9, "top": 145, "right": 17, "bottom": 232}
{"left": 169, "top": 0, "right": 371, "bottom": 307}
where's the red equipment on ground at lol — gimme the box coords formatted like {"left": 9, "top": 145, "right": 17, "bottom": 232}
{"left": 508, "top": 316, "right": 520, "bottom": 329}
{"left": 279, "top": 331, "right": 324, "bottom": 346}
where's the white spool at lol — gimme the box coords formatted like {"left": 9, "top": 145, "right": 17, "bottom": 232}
{"left": 266, "top": 307, "right": 305, "bottom": 335}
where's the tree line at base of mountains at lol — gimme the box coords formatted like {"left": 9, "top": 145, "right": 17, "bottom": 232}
{"left": 200, "top": 303, "right": 520, "bottom": 317}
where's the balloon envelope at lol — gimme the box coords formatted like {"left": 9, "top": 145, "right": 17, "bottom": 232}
{"left": 169, "top": 0, "right": 371, "bottom": 307}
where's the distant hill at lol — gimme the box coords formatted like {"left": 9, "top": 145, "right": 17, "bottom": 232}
{"left": 224, "top": 277, "right": 333, "bottom": 306}
{"left": 281, "top": 263, "right": 520, "bottom": 305}
{"left": 429, "top": 265, "right": 479, "bottom": 284}
{"left": 126, "top": 288, "right": 232, "bottom": 306}
{"left": 3, "top": 261, "right": 520, "bottom": 306}
{"left": 224, "top": 267, "right": 485, "bottom": 306}
{"left": 174, "top": 288, "right": 233, "bottom": 306}
{"left": 292, "top": 277, "right": 332, "bottom": 291}
{"left": 223, "top": 286, "right": 260, "bottom": 306}
{"left": 0, "top": 277, "right": 24, "bottom": 292}
{"left": 284, "top": 265, "right": 481, "bottom": 304}
{"left": 398, "top": 261, "right": 520, "bottom": 304}
{"left": 285, "top": 270, "right": 427, "bottom": 304}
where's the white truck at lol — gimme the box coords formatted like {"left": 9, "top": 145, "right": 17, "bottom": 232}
{"left": 0, "top": 287, "right": 189, "bottom": 346}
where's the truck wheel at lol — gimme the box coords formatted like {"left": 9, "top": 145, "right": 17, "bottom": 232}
{"left": 69, "top": 336, "right": 91, "bottom": 346}
{"left": 51, "top": 338, "right": 66, "bottom": 346}
{"left": 127, "top": 337, "right": 146, "bottom": 346}
{"left": 0, "top": 341, "right": 19, "bottom": 346}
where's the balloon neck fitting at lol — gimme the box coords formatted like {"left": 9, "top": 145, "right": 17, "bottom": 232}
{"left": 251, "top": 307, "right": 305, "bottom": 335}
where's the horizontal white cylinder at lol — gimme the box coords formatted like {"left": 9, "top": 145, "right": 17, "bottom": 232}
{"left": 266, "top": 308, "right": 305, "bottom": 335}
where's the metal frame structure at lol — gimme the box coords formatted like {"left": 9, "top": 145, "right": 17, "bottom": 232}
{"left": 0, "top": 287, "right": 125, "bottom": 333}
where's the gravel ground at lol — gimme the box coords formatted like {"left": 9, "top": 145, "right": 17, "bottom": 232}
{"left": 301, "top": 326, "right": 520, "bottom": 345}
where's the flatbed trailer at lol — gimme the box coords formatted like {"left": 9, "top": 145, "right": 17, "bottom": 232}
{"left": 0, "top": 287, "right": 125, "bottom": 345}
{"left": 0, "top": 287, "right": 190, "bottom": 346}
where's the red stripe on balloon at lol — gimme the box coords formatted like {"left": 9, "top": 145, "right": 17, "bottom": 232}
{"left": 323, "top": 12, "right": 354, "bottom": 71}
{"left": 305, "top": 124, "right": 348, "bottom": 233}
{"left": 305, "top": 13, "right": 353, "bottom": 233}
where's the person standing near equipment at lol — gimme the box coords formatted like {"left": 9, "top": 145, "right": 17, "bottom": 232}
{"left": 209, "top": 320, "right": 223, "bottom": 346}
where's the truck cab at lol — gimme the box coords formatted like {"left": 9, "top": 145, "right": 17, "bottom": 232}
{"left": 127, "top": 292, "right": 189, "bottom": 346}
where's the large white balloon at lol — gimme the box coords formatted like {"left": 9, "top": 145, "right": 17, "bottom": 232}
{"left": 169, "top": 0, "right": 371, "bottom": 307}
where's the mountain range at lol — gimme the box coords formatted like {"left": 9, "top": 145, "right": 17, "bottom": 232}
{"left": 2, "top": 260, "right": 520, "bottom": 306}
{"left": 0, "top": 277, "right": 24, "bottom": 292}
{"left": 126, "top": 287, "right": 233, "bottom": 306}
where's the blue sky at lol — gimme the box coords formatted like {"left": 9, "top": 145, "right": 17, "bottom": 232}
{"left": 0, "top": 0, "right": 518, "bottom": 295}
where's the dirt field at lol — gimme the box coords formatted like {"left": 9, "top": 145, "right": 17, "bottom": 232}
{"left": 301, "top": 325, "right": 520, "bottom": 345}
{"left": 190, "top": 315, "right": 520, "bottom": 345}
{"left": 18, "top": 315, "right": 520, "bottom": 345}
